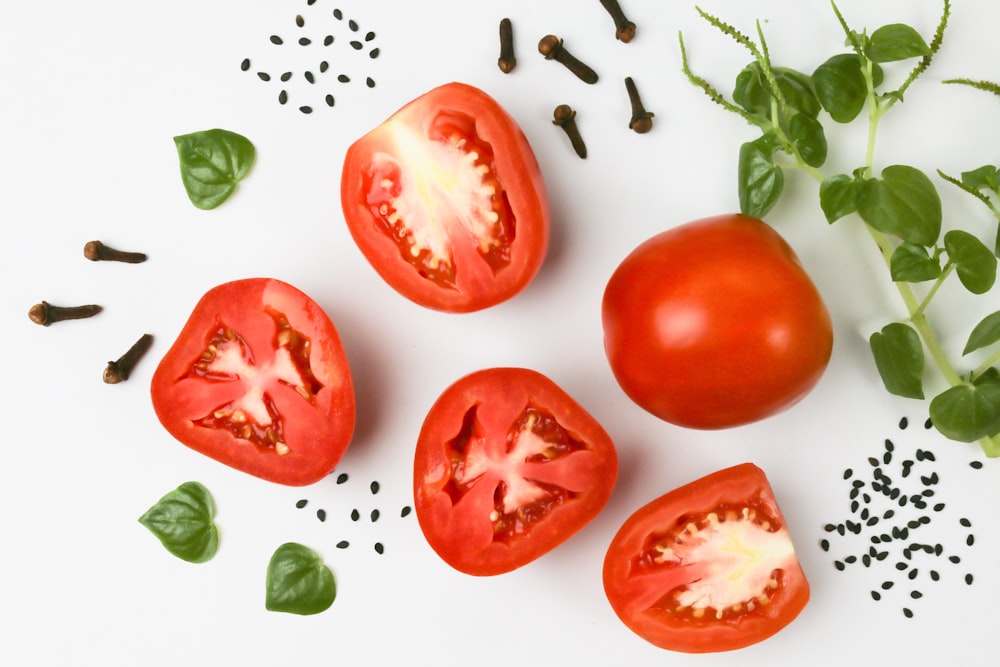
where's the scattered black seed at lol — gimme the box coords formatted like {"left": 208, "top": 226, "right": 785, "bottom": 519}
{"left": 324, "top": 35, "right": 334, "bottom": 46}
{"left": 881, "top": 581, "right": 895, "bottom": 590}
{"left": 871, "top": 535, "right": 882, "bottom": 544}
{"left": 933, "top": 503, "right": 945, "bottom": 512}
{"left": 295, "top": 499, "right": 308, "bottom": 509}
{"left": 279, "top": 90, "right": 288, "bottom": 104}
{"left": 241, "top": 58, "right": 251, "bottom": 71}
{"left": 320, "top": 60, "right": 329, "bottom": 72}
{"left": 883, "top": 452, "right": 892, "bottom": 465}
{"left": 899, "top": 417, "right": 909, "bottom": 429}
{"left": 959, "top": 517, "right": 972, "bottom": 527}
{"left": 351, "top": 40, "right": 363, "bottom": 50}
{"left": 967, "top": 534, "right": 975, "bottom": 546}
{"left": 883, "top": 509, "right": 895, "bottom": 519}
{"left": 867, "top": 517, "right": 879, "bottom": 527}
{"left": 349, "top": 19, "right": 359, "bottom": 31}
{"left": 834, "top": 560, "right": 845, "bottom": 571}
{"left": 316, "top": 509, "right": 327, "bottom": 522}
{"left": 336, "top": 473, "right": 349, "bottom": 484}
{"left": 270, "top": 35, "right": 283, "bottom": 45}
{"left": 325, "top": 94, "right": 335, "bottom": 107}
{"left": 336, "top": 540, "right": 349, "bottom": 549}
{"left": 908, "top": 568, "right": 919, "bottom": 580}
{"left": 820, "top": 539, "right": 830, "bottom": 551}
{"left": 930, "top": 570, "right": 940, "bottom": 581}
{"left": 300, "top": 105, "right": 313, "bottom": 114}
{"left": 351, "top": 509, "right": 360, "bottom": 521}
{"left": 370, "top": 481, "right": 380, "bottom": 495}
{"left": 924, "top": 417, "right": 933, "bottom": 429}
{"left": 896, "top": 562, "right": 908, "bottom": 571}
{"left": 371, "top": 509, "right": 380, "bottom": 522}
{"left": 970, "top": 460, "right": 983, "bottom": 469}
{"left": 868, "top": 456, "right": 879, "bottom": 467}
{"left": 850, "top": 488, "right": 860, "bottom": 500}
{"left": 919, "top": 515, "right": 931, "bottom": 525}
{"left": 258, "top": 71, "right": 272, "bottom": 81}
{"left": 365, "top": 31, "right": 376, "bottom": 41}
{"left": 846, "top": 521, "right": 861, "bottom": 534}
{"left": 281, "top": 71, "right": 293, "bottom": 81}
{"left": 965, "top": 573, "right": 974, "bottom": 585}
{"left": 374, "top": 542, "right": 384, "bottom": 554}
{"left": 860, "top": 507, "right": 870, "bottom": 520}
{"left": 334, "top": 9, "right": 343, "bottom": 20}
{"left": 845, "top": 555, "right": 858, "bottom": 564}
{"left": 890, "top": 488, "right": 901, "bottom": 500}
{"left": 299, "top": 37, "right": 312, "bottom": 46}
{"left": 366, "top": 77, "right": 375, "bottom": 88}
{"left": 401, "top": 505, "right": 412, "bottom": 517}
{"left": 910, "top": 590, "right": 923, "bottom": 599}
{"left": 903, "top": 607, "right": 914, "bottom": 618}
{"left": 370, "top": 47, "right": 380, "bottom": 59}
{"left": 296, "top": 14, "right": 304, "bottom": 27}
{"left": 885, "top": 438, "right": 896, "bottom": 451}
{"left": 851, "top": 500, "right": 860, "bottom": 513}
{"left": 837, "top": 524, "right": 846, "bottom": 536}
{"left": 338, "top": 74, "right": 350, "bottom": 82}
{"left": 903, "top": 547, "right": 912, "bottom": 560}
{"left": 871, "top": 590, "right": 881, "bottom": 601}
{"left": 824, "top": 523, "right": 836, "bottom": 533}
{"left": 844, "top": 468, "right": 854, "bottom": 480}
{"left": 305, "top": 71, "right": 315, "bottom": 83}
{"left": 863, "top": 554, "right": 872, "bottom": 566}
{"left": 934, "top": 543, "right": 943, "bottom": 556}
{"left": 852, "top": 479, "right": 865, "bottom": 488}
{"left": 949, "top": 555, "right": 961, "bottom": 564}
{"left": 308, "top": 0, "right": 316, "bottom": 5}
{"left": 877, "top": 551, "right": 889, "bottom": 561}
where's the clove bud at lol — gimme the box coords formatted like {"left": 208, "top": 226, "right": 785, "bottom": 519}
{"left": 28, "top": 301, "right": 102, "bottom": 326}
{"left": 600, "top": 0, "right": 637, "bottom": 43}
{"left": 625, "top": 76, "right": 654, "bottom": 134}
{"left": 84, "top": 240, "right": 148, "bottom": 264}
{"left": 497, "top": 18, "right": 516, "bottom": 73}
{"left": 553, "top": 104, "right": 587, "bottom": 159}
{"left": 104, "top": 333, "right": 153, "bottom": 384}
{"left": 538, "top": 35, "right": 598, "bottom": 84}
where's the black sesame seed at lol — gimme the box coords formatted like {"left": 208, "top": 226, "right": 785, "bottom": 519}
{"left": 959, "top": 517, "right": 972, "bottom": 527}
{"left": 351, "top": 509, "right": 360, "bottom": 521}
{"left": 324, "top": 35, "right": 334, "bottom": 46}
{"left": 863, "top": 554, "right": 872, "bottom": 567}
{"left": 967, "top": 534, "right": 975, "bottom": 546}
{"left": 299, "top": 37, "right": 312, "bottom": 46}
{"left": 374, "top": 542, "right": 384, "bottom": 554}
{"left": 279, "top": 90, "right": 288, "bottom": 104}
{"left": 850, "top": 488, "right": 860, "bottom": 500}
{"left": 844, "top": 468, "right": 854, "bottom": 480}
{"left": 871, "top": 535, "right": 882, "bottom": 544}
{"left": 903, "top": 607, "right": 914, "bottom": 618}
{"left": 371, "top": 509, "right": 380, "bottom": 522}
{"left": 295, "top": 499, "right": 308, "bottom": 509}
{"left": 241, "top": 58, "right": 251, "bottom": 71}
{"left": 320, "top": 61, "right": 329, "bottom": 73}
{"left": 851, "top": 500, "right": 860, "bottom": 513}
{"left": 908, "top": 569, "right": 919, "bottom": 580}
{"left": 296, "top": 14, "right": 304, "bottom": 27}
{"left": 965, "top": 573, "right": 974, "bottom": 585}
{"left": 350, "top": 40, "right": 363, "bottom": 50}
{"left": 883, "top": 452, "right": 892, "bottom": 465}
{"left": 890, "top": 488, "right": 901, "bottom": 500}
{"left": 934, "top": 543, "right": 943, "bottom": 556}
{"left": 847, "top": 521, "right": 862, "bottom": 534}
{"left": 834, "top": 560, "right": 845, "bottom": 571}
{"left": 837, "top": 524, "right": 846, "bottom": 536}
{"left": 910, "top": 590, "right": 923, "bottom": 599}
{"left": 280, "top": 71, "right": 292, "bottom": 82}
{"left": 903, "top": 548, "right": 912, "bottom": 560}
{"left": 317, "top": 509, "right": 327, "bottom": 522}
{"left": 970, "top": 460, "right": 983, "bottom": 469}
{"left": 401, "top": 505, "right": 412, "bottom": 518}
{"left": 370, "top": 48, "right": 380, "bottom": 59}
{"left": 860, "top": 507, "right": 870, "bottom": 520}
{"left": 867, "top": 517, "right": 879, "bottom": 527}
{"left": 820, "top": 539, "right": 830, "bottom": 552}
{"left": 918, "top": 516, "right": 931, "bottom": 525}
{"left": 933, "top": 503, "right": 945, "bottom": 512}
{"left": 349, "top": 19, "right": 359, "bottom": 31}
{"left": 871, "top": 590, "right": 881, "bottom": 601}
{"left": 270, "top": 35, "right": 283, "bottom": 45}
{"left": 877, "top": 551, "right": 889, "bottom": 561}
{"left": 336, "top": 540, "right": 349, "bottom": 549}
{"left": 924, "top": 417, "right": 933, "bottom": 429}
{"left": 365, "top": 31, "right": 376, "bottom": 41}
{"left": 824, "top": 523, "right": 836, "bottom": 532}
{"left": 366, "top": 77, "right": 375, "bottom": 88}
{"left": 305, "top": 71, "right": 315, "bottom": 84}
{"left": 333, "top": 9, "right": 343, "bottom": 20}
{"left": 883, "top": 509, "right": 895, "bottom": 519}
{"left": 370, "top": 481, "right": 380, "bottom": 495}
{"left": 846, "top": 555, "right": 858, "bottom": 564}
{"left": 930, "top": 570, "right": 940, "bottom": 581}
{"left": 336, "top": 473, "right": 349, "bottom": 484}
{"left": 325, "top": 94, "right": 335, "bottom": 107}
{"left": 300, "top": 105, "right": 313, "bottom": 114}
{"left": 882, "top": 580, "right": 895, "bottom": 590}
{"left": 868, "top": 457, "right": 879, "bottom": 467}
{"left": 338, "top": 74, "right": 350, "bottom": 82}
{"left": 949, "top": 555, "right": 961, "bottom": 564}
{"left": 852, "top": 479, "right": 865, "bottom": 488}
{"left": 899, "top": 417, "right": 909, "bottom": 429}
{"left": 896, "top": 562, "right": 908, "bottom": 571}
{"left": 257, "top": 72, "right": 272, "bottom": 81}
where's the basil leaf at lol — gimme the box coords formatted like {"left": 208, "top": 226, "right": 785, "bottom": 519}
{"left": 929, "top": 383, "right": 1000, "bottom": 442}
{"left": 734, "top": 64, "right": 820, "bottom": 119}
{"left": 869, "top": 323, "right": 925, "bottom": 399}
{"left": 964, "top": 311, "right": 1000, "bottom": 355}
{"left": 812, "top": 54, "right": 883, "bottom": 123}
{"left": 944, "top": 230, "right": 997, "bottom": 294}
{"left": 788, "top": 113, "right": 827, "bottom": 168}
{"left": 174, "top": 129, "right": 256, "bottom": 210}
{"left": 265, "top": 543, "right": 336, "bottom": 615}
{"left": 857, "top": 165, "right": 942, "bottom": 246}
{"left": 819, "top": 173, "right": 863, "bottom": 223}
{"left": 865, "top": 24, "right": 932, "bottom": 63}
{"left": 961, "top": 165, "right": 999, "bottom": 193}
{"left": 139, "top": 481, "right": 219, "bottom": 564}
{"left": 738, "top": 140, "right": 784, "bottom": 219}
{"left": 890, "top": 243, "right": 941, "bottom": 282}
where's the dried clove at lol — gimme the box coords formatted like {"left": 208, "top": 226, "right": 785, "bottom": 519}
{"left": 553, "top": 104, "right": 587, "bottom": 159}
{"left": 538, "top": 35, "right": 598, "bottom": 84}
{"left": 84, "top": 240, "right": 148, "bottom": 264}
{"left": 497, "top": 18, "right": 516, "bottom": 73}
{"left": 104, "top": 333, "right": 153, "bottom": 384}
{"left": 600, "top": 0, "right": 636, "bottom": 43}
{"left": 28, "top": 301, "right": 102, "bottom": 326}
{"left": 625, "top": 77, "right": 654, "bottom": 133}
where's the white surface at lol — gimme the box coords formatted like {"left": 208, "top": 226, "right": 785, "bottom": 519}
{"left": 2, "top": 1, "right": 997, "bottom": 665}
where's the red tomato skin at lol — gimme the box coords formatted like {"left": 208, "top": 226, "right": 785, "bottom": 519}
{"left": 603, "top": 463, "right": 810, "bottom": 653}
{"left": 341, "top": 82, "right": 550, "bottom": 313}
{"left": 602, "top": 214, "right": 833, "bottom": 429}
{"left": 150, "top": 278, "right": 356, "bottom": 486}
{"left": 414, "top": 368, "right": 618, "bottom": 576}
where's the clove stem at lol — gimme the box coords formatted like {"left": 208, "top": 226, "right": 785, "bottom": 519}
{"left": 84, "top": 240, "right": 147, "bottom": 263}
{"left": 28, "top": 301, "right": 102, "bottom": 326}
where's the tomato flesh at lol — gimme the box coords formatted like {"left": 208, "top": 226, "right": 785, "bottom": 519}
{"left": 603, "top": 463, "right": 810, "bottom": 653}
{"left": 414, "top": 368, "right": 617, "bottom": 575}
{"left": 151, "top": 279, "right": 355, "bottom": 486}
{"left": 342, "top": 82, "right": 549, "bottom": 312}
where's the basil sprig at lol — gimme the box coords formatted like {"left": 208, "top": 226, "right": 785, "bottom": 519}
{"left": 139, "top": 481, "right": 219, "bottom": 563}
{"left": 680, "top": 0, "right": 1000, "bottom": 456}
{"left": 265, "top": 543, "right": 337, "bottom": 615}
{"left": 174, "top": 128, "right": 255, "bottom": 210}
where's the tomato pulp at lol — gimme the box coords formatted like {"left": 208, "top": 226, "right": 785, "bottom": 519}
{"left": 341, "top": 82, "right": 550, "bottom": 313}
{"left": 150, "top": 278, "right": 356, "bottom": 486}
{"left": 414, "top": 368, "right": 618, "bottom": 575}
{"left": 602, "top": 214, "right": 833, "bottom": 429}
{"left": 603, "top": 463, "right": 810, "bottom": 653}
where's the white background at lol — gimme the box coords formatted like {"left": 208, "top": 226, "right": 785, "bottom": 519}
{"left": 2, "top": 1, "right": 997, "bottom": 664}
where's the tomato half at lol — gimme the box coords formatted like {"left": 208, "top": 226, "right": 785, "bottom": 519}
{"left": 602, "top": 214, "right": 833, "bottom": 429}
{"left": 414, "top": 368, "right": 618, "bottom": 575}
{"left": 603, "top": 463, "right": 810, "bottom": 653}
{"left": 150, "top": 278, "right": 355, "bottom": 486}
{"left": 340, "top": 82, "right": 550, "bottom": 313}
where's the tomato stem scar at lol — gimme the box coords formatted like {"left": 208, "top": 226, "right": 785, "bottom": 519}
{"left": 552, "top": 104, "right": 587, "bottom": 159}
{"left": 84, "top": 240, "right": 148, "bottom": 263}
{"left": 600, "top": 0, "right": 636, "bottom": 43}
{"left": 497, "top": 18, "right": 516, "bottom": 73}
{"left": 625, "top": 76, "right": 654, "bottom": 134}
{"left": 28, "top": 301, "right": 102, "bottom": 326}
{"left": 538, "top": 35, "right": 598, "bottom": 84}
{"left": 104, "top": 333, "right": 153, "bottom": 384}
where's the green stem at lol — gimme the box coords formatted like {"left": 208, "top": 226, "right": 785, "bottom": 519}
{"left": 971, "top": 346, "right": 1000, "bottom": 381}
{"left": 913, "top": 264, "right": 955, "bottom": 318}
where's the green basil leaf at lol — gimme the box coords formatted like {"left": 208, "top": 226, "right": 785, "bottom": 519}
{"left": 788, "top": 113, "right": 827, "bottom": 168}
{"left": 869, "top": 323, "right": 925, "bottom": 399}
{"left": 733, "top": 64, "right": 771, "bottom": 121}
{"left": 963, "top": 310, "right": 1000, "bottom": 355}
{"left": 944, "top": 230, "right": 997, "bottom": 294}
{"left": 734, "top": 64, "right": 820, "bottom": 119}
{"left": 812, "top": 54, "right": 883, "bottom": 123}
{"left": 174, "top": 129, "right": 256, "bottom": 210}
{"left": 961, "top": 165, "right": 1000, "bottom": 193}
{"left": 974, "top": 367, "right": 1000, "bottom": 386}
{"left": 857, "top": 165, "right": 942, "bottom": 246}
{"left": 265, "top": 543, "right": 336, "bottom": 615}
{"left": 929, "top": 383, "right": 1000, "bottom": 442}
{"left": 139, "top": 482, "right": 219, "bottom": 564}
{"left": 738, "top": 140, "right": 784, "bottom": 219}
{"left": 890, "top": 243, "right": 941, "bottom": 282}
{"left": 864, "top": 24, "right": 932, "bottom": 63}
{"left": 819, "top": 173, "right": 863, "bottom": 223}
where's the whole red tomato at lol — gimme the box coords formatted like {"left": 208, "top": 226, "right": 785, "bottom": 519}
{"left": 150, "top": 278, "right": 356, "bottom": 486}
{"left": 602, "top": 214, "right": 833, "bottom": 429}
{"left": 413, "top": 368, "right": 618, "bottom": 576}
{"left": 603, "top": 463, "right": 810, "bottom": 653}
{"left": 341, "top": 82, "right": 550, "bottom": 313}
